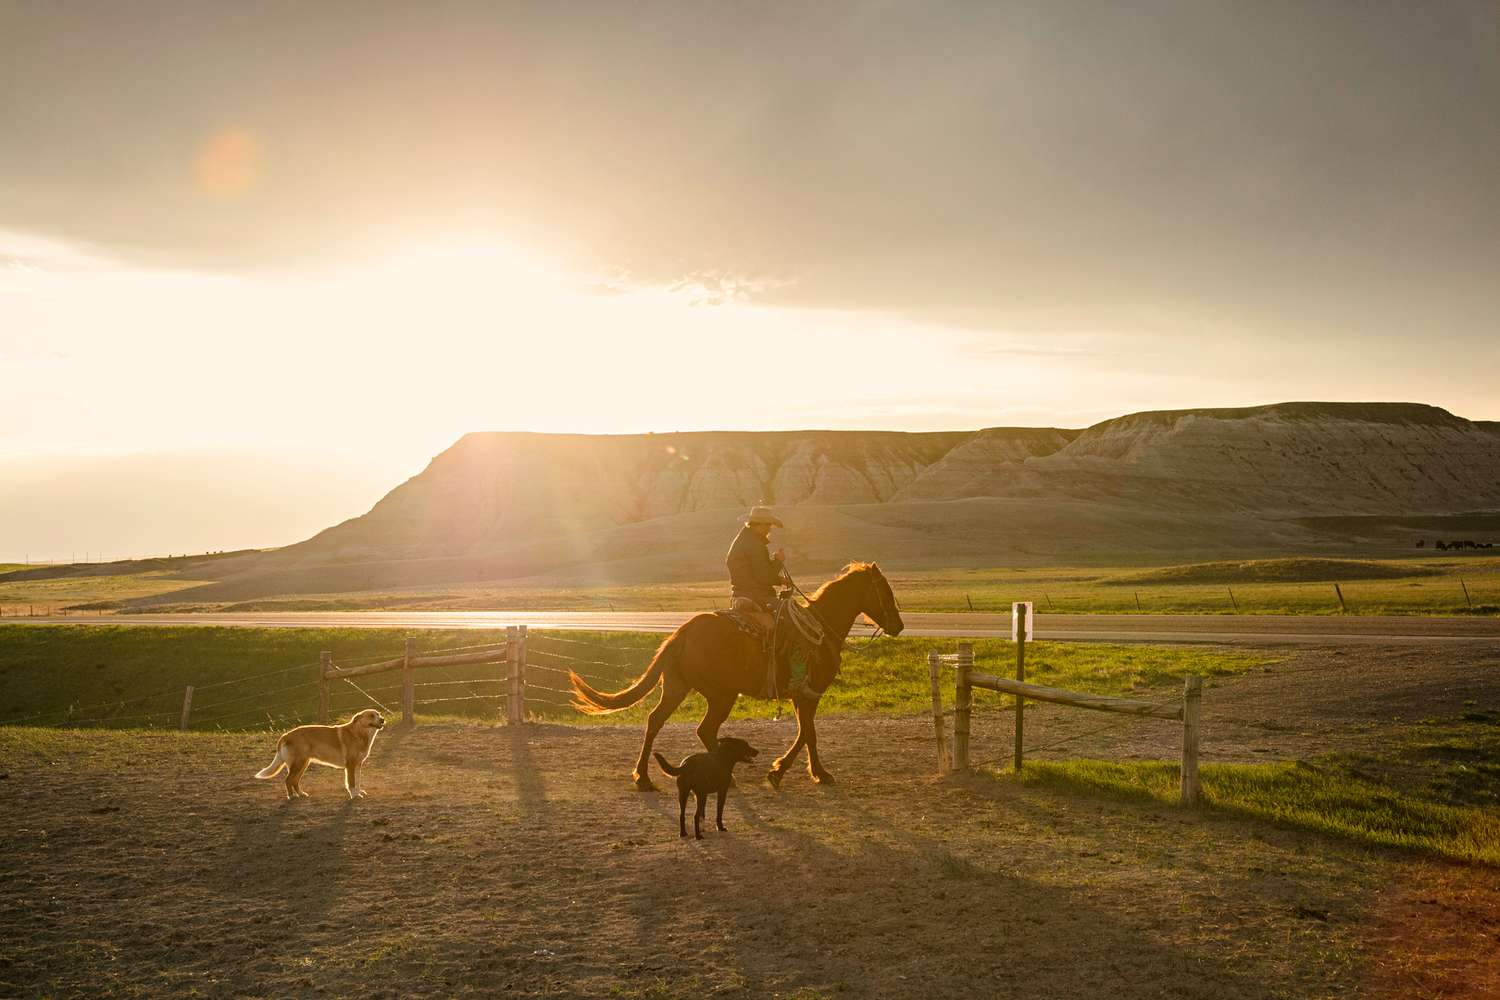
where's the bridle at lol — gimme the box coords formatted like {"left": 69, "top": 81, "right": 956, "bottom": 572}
{"left": 863, "top": 567, "right": 901, "bottom": 640}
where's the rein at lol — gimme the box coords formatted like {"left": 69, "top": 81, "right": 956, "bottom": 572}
{"left": 786, "top": 568, "right": 896, "bottom": 655}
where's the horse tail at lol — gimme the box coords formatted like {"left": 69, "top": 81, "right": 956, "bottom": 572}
{"left": 652, "top": 752, "right": 683, "bottom": 776}
{"left": 569, "top": 630, "right": 684, "bottom": 715}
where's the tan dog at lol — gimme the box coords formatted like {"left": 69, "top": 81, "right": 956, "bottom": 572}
{"left": 254, "top": 709, "right": 386, "bottom": 800}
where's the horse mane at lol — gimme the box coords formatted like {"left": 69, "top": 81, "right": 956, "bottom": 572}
{"left": 809, "top": 562, "right": 874, "bottom": 602}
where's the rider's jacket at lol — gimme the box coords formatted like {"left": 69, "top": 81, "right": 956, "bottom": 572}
{"left": 726, "top": 526, "right": 786, "bottom": 609}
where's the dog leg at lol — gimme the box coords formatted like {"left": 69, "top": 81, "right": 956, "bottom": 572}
{"left": 677, "top": 784, "right": 690, "bottom": 838}
{"left": 345, "top": 761, "right": 363, "bottom": 799}
{"left": 715, "top": 789, "right": 727, "bottom": 832}
{"left": 289, "top": 759, "right": 312, "bottom": 798}
{"left": 693, "top": 791, "right": 707, "bottom": 840}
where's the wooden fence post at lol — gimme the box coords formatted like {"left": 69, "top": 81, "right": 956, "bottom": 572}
{"left": 179, "top": 685, "right": 193, "bottom": 731}
{"left": 402, "top": 637, "right": 415, "bottom": 726}
{"left": 1180, "top": 675, "right": 1202, "bottom": 806}
{"left": 505, "top": 626, "right": 528, "bottom": 725}
{"left": 319, "top": 651, "right": 331, "bottom": 724}
{"left": 516, "top": 625, "right": 528, "bottom": 724}
{"left": 927, "top": 651, "right": 950, "bottom": 774}
{"left": 1333, "top": 583, "right": 1347, "bottom": 614}
{"left": 1014, "top": 604, "right": 1027, "bottom": 772}
{"left": 953, "top": 642, "right": 973, "bottom": 772}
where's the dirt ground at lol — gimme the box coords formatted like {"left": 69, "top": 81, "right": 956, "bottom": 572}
{"left": 1, "top": 643, "right": 1496, "bottom": 999}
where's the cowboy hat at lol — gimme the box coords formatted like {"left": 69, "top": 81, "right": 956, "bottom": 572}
{"left": 742, "top": 506, "right": 784, "bottom": 528}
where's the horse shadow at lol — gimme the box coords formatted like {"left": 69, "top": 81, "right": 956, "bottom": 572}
{"left": 605, "top": 720, "right": 1290, "bottom": 999}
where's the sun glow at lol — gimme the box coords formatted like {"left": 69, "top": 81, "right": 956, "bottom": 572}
{"left": 2, "top": 228, "right": 1097, "bottom": 469}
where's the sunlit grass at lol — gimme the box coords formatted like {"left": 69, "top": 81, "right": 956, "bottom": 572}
{"left": 0, "top": 625, "right": 1271, "bottom": 731}
{"left": 119, "top": 555, "right": 1500, "bottom": 616}
{"left": 0, "top": 570, "right": 212, "bottom": 610}
{"left": 1012, "top": 715, "right": 1500, "bottom": 865}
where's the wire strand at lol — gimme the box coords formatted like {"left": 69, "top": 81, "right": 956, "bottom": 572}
{"left": 339, "top": 676, "right": 397, "bottom": 715}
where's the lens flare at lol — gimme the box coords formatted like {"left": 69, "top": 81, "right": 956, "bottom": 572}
{"left": 193, "top": 129, "right": 262, "bottom": 198}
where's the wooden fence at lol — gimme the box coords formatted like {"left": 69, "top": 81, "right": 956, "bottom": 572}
{"left": 1, "top": 625, "right": 664, "bottom": 732}
{"left": 172, "top": 626, "right": 530, "bottom": 731}
{"left": 929, "top": 637, "right": 1203, "bottom": 806}
{"left": 310, "top": 626, "right": 528, "bottom": 727}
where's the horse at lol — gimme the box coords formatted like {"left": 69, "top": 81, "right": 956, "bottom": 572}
{"left": 568, "top": 562, "right": 904, "bottom": 790}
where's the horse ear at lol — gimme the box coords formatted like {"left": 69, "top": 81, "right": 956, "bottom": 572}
{"left": 870, "top": 562, "right": 880, "bottom": 573}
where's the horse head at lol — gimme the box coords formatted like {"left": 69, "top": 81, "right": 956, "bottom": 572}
{"left": 858, "top": 562, "right": 904, "bottom": 636}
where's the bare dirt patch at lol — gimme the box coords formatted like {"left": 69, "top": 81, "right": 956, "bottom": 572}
{"left": 1, "top": 644, "right": 1495, "bottom": 999}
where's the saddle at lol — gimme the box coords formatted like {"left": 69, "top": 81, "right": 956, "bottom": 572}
{"left": 715, "top": 595, "right": 829, "bottom": 700}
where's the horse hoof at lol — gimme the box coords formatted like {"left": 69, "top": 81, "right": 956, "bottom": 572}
{"left": 765, "top": 768, "right": 784, "bottom": 788}
{"left": 811, "top": 771, "right": 836, "bottom": 786}
{"left": 633, "top": 775, "right": 656, "bottom": 792}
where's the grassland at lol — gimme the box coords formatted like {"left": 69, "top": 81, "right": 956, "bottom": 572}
{"left": 1012, "top": 711, "right": 1500, "bottom": 865}
{"left": 882, "top": 557, "right": 1500, "bottom": 615}
{"left": 5, "top": 554, "right": 1498, "bottom": 616}
{"left": 0, "top": 569, "right": 211, "bottom": 612}
{"left": 0, "top": 625, "right": 1272, "bottom": 731}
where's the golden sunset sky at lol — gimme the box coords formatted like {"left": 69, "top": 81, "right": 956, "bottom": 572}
{"left": 3, "top": 2, "right": 1498, "bottom": 559}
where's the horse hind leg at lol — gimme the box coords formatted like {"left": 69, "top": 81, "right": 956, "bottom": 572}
{"left": 631, "top": 672, "right": 689, "bottom": 791}
{"left": 696, "top": 695, "right": 734, "bottom": 752}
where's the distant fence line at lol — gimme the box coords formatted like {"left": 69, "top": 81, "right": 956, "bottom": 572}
{"left": 0, "top": 626, "right": 641, "bottom": 732}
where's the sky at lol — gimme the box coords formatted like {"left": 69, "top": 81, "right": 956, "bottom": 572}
{"left": 3, "top": 1, "right": 1499, "bottom": 560}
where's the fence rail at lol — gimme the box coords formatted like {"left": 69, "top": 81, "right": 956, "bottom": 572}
{"left": 0, "top": 626, "right": 680, "bottom": 733}
{"left": 0, "top": 626, "right": 618, "bottom": 732}
{"left": 932, "top": 633, "right": 1204, "bottom": 806}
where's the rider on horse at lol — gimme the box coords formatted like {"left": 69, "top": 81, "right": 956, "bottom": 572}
{"left": 726, "top": 506, "right": 788, "bottom": 634}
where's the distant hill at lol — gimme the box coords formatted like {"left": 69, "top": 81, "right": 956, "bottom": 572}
{"left": 125, "top": 402, "right": 1500, "bottom": 604}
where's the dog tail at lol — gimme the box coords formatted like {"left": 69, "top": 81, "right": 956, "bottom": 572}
{"left": 254, "top": 741, "right": 288, "bottom": 779}
{"left": 569, "top": 628, "right": 686, "bottom": 715}
{"left": 652, "top": 752, "right": 683, "bottom": 776}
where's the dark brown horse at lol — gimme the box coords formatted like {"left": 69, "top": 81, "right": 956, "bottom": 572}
{"left": 569, "top": 562, "right": 904, "bottom": 789}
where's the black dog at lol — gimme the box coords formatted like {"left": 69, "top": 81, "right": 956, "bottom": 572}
{"left": 653, "top": 737, "right": 760, "bottom": 839}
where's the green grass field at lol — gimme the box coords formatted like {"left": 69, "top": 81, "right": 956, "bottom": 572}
{"left": 5, "top": 555, "right": 1498, "bottom": 616}
{"left": 1009, "top": 712, "right": 1500, "bottom": 865}
{"left": 883, "top": 557, "right": 1500, "bottom": 615}
{"left": 0, "top": 570, "right": 212, "bottom": 612}
{"left": 0, "top": 625, "right": 1273, "bottom": 731}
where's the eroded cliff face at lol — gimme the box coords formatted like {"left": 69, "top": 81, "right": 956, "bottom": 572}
{"left": 895, "top": 427, "right": 1079, "bottom": 500}
{"left": 291, "top": 403, "right": 1500, "bottom": 561}
{"left": 1043, "top": 403, "right": 1500, "bottom": 514}
{"left": 298, "top": 429, "right": 980, "bottom": 556}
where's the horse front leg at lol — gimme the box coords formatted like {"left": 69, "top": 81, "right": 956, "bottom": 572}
{"left": 767, "top": 728, "right": 805, "bottom": 788}
{"left": 801, "top": 695, "right": 834, "bottom": 785}
{"left": 767, "top": 691, "right": 817, "bottom": 787}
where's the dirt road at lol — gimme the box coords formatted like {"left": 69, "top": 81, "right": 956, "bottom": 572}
{"left": 2, "top": 643, "right": 1495, "bottom": 998}
{"left": 9, "top": 610, "right": 1500, "bottom": 645}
